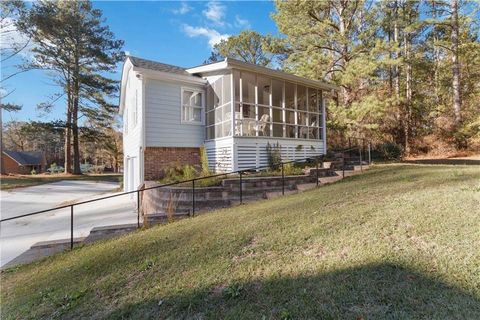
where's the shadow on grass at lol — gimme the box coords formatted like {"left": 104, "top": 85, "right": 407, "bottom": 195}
{"left": 403, "top": 159, "right": 480, "bottom": 165}
{"left": 105, "top": 262, "right": 480, "bottom": 319}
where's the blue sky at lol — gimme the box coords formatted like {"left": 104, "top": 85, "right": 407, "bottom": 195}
{"left": 1, "top": 1, "right": 278, "bottom": 123}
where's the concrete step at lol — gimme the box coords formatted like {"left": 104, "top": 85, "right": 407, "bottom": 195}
{"left": 227, "top": 185, "right": 296, "bottom": 193}
{"left": 144, "top": 212, "right": 191, "bottom": 224}
{"left": 222, "top": 175, "right": 314, "bottom": 188}
{"left": 265, "top": 189, "right": 299, "bottom": 199}
{"left": 296, "top": 183, "right": 319, "bottom": 192}
{"left": 84, "top": 224, "right": 138, "bottom": 243}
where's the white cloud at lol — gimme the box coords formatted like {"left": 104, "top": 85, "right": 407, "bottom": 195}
{"left": 182, "top": 24, "right": 229, "bottom": 48}
{"left": 0, "top": 17, "right": 33, "bottom": 58}
{"left": 234, "top": 15, "right": 251, "bottom": 29}
{"left": 203, "top": 1, "right": 226, "bottom": 26}
{"left": 173, "top": 2, "right": 192, "bottom": 15}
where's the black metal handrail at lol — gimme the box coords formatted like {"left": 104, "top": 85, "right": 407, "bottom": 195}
{"left": 1, "top": 144, "right": 371, "bottom": 250}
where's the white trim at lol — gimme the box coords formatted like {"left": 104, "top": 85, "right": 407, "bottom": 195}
{"left": 136, "top": 67, "right": 206, "bottom": 85}
{"left": 141, "top": 76, "right": 146, "bottom": 187}
{"left": 181, "top": 87, "right": 205, "bottom": 125}
{"left": 322, "top": 96, "right": 327, "bottom": 153}
{"left": 186, "top": 58, "right": 338, "bottom": 91}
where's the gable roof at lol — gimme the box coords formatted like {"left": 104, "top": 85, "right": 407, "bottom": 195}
{"left": 186, "top": 58, "right": 339, "bottom": 91}
{"left": 128, "top": 56, "right": 193, "bottom": 76}
{"left": 3, "top": 150, "right": 45, "bottom": 166}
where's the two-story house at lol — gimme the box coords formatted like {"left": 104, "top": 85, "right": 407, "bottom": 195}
{"left": 119, "top": 56, "right": 336, "bottom": 192}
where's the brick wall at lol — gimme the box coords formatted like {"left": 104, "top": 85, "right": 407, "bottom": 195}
{"left": 2, "top": 154, "right": 22, "bottom": 174}
{"left": 144, "top": 147, "right": 201, "bottom": 180}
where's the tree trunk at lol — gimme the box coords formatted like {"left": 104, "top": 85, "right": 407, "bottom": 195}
{"left": 451, "top": 0, "right": 462, "bottom": 125}
{"left": 72, "top": 76, "right": 81, "bottom": 175}
{"left": 403, "top": 5, "right": 413, "bottom": 155}
{"left": 393, "top": 1, "right": 400, "bottom": 101}
{"left": 64, "top": 98, "right": 72, "bottom": 174}
{"left": 71, "top": 4, "right": 82, "bottom": 176}
{"left": 432, "top": 0, "right": 440, "bottom": 105}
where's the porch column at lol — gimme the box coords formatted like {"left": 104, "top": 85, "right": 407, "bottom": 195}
{"left": 322, "top": 95, "right": 327, "bottom": 154}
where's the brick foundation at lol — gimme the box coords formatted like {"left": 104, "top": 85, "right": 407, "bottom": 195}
{"left": 144, "top": 147, "right": 201, "bottom": 180}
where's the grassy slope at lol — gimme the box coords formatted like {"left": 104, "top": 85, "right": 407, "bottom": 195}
{"left": 1, "top": 165, "right": 479, "bottom": 319}
{"left": 0, "top": 174, "right": 122, "bottom": 190}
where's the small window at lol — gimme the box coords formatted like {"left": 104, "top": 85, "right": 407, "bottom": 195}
{"left": 181, "top": 88, "right": 204, "bottom": 124}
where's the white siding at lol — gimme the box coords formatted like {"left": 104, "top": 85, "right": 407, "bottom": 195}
{"left": 233, "top": 137, "right": 325, "bottom": 171}
{"left": 205, "top": 136, "right": 325, "bottom": 172}
{"left": 122, "top": 65, "right": 144, "bottom": 191}
{"left": 205, "top": 137, "right": 233, "bottom": 172}
{"left": 145, "top": 79, "right": 205, "bottom": 147}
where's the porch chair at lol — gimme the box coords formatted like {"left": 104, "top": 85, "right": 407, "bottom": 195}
{"left": 255, "top": 114, "right": 270, "bottom": 136}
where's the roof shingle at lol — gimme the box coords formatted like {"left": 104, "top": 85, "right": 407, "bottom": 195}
{"left": 129, "top": 56, "right": 193, "bottom": 76}
{"left": 3, "top": 150, "right": 45, "bottom": 165}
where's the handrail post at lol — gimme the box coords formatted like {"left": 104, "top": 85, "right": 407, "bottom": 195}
{"left": 70, "top": 205, "right": 74, "bottom": 250}
{"left": 348, "top": 137, "right": 351, "bottom": 157}
{"left": 359, "top": 146, "right": 363, "bottom": 172}
{"left": 239, "top": 171, "right": 243, "bottom": 204}
{"left": 316, "top": 156, "right": 319, "bottom": 187}
{"left": 137, "top": 190, "right": 140, "bottom": 228}
{"left": 192, "top": 179, "right": 195, "bottom": 217}
{"left": 368, "top": 142, "right": 371, "bottom": 165}
{"left": 281, "top": 162, "right": 285, "bottom": 195}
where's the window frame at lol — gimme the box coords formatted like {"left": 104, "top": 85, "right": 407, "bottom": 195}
{"left": 181, "top": 87, "right": 205, "bottom": 125}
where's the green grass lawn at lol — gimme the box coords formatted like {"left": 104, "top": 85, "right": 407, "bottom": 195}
{"left": 0, "top": 173, "right": 122, "bottom": 190}
{"left": 1, "top": 165, "right": 479, "bottom": 319}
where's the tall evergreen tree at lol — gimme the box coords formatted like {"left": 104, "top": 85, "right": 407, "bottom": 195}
{"left": 206, "top": 30, "right": 274, "bottom": 66}
{"left": 272, "top": 0, "right": 385, "bottom": 139}
{"left": 17, "top": 0, "right": 123, "bottom": 174}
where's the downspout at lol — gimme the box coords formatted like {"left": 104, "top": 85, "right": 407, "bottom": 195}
{"left": 322, "top": 92, "right": 328, "bottom": 155}
{"left": 140, "top": 73, "right": 146, "bottom": 187}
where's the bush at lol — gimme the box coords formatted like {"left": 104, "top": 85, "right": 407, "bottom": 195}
{"left": 182, "top": 165, "right": 197, "bottom": 181}
{"left": 266, "top": 142, "right": 282, "bottom": 170}
{"left": 199, "top": 145, "right": 211, "bottom": 175}
{"left": 30, "top": 169, "right": 37, "bottom": 175}
{"left": 48, "top": 163, "right": 64, "bottom": 174}
{"left": 375, "top": 142, "right": 404, "bottom": 161}
{"left": 283, "top": 163, "right": 304, "bottom": 176}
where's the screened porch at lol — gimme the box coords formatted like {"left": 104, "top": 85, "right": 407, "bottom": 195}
{"left": 205, "top": 69, "right": 328, "bottom": 142}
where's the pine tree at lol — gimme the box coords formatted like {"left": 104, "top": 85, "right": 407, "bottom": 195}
{"left": 17, "top": 0, "right": 123, "bottom": 174}
{"left": 207, "top": 30, "right": 274, "bottom": 66}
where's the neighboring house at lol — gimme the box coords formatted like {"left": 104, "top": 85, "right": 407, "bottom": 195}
{"left": 119, "top": 56, "right": 337, "bottom": 192}
{"left": 2, "top": 150, "right": 47, "bottom": 174}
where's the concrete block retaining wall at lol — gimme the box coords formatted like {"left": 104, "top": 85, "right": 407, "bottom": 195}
{"left": 141, "top": 174, "right": 318, "bottom": 216}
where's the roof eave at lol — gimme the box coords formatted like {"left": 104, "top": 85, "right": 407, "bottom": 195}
{"left": 186, "top": 58, "right": 339, "bottom": 91}
{"left": 133, "top": 67, "right": 207, "bottom": 85}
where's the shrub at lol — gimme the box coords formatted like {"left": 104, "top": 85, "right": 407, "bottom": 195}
{"left": 283, "top": 163, "right": 304, "bottom": 176}
{"left": 376, "top": 142, "right": 404, "bottom": 161}
{"left": 199, "top": 145, "right": 210, "bottom": 175}
{"left": 48, "top": 163, "right": 64, "bottom": 174}
{"left": 182, "top": 165, "right": 197, "bottom": 181}
{"left": 266, "top": 142, "right": 282, "bottom": 170}
{"left": 30, "top": 169, "right": 37, "bottom": 175}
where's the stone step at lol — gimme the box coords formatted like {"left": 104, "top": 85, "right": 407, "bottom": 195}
{"left": 265, "top": 189, "right": 299, "bottom": 199}
{"left": 143, "top": 212, "right": 191, "bottom": 224}
{"left": 227, "top": 185, "right": 296, "bottom": 193}
{"left": 147, "top": 198, "right": 232, "bottom": 210}
{"left": 222, "top": 175, "right": 314, "bottom": 187}
{"left": 84, "top": 224, "right": 138, "bottom": 243}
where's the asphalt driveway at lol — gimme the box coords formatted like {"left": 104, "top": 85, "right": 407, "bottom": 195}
{"left": 0, "top": 180, "right": 136, "bottom": 267}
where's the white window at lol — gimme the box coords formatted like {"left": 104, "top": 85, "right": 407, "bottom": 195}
{"left": 181, "top": 87, "right": 204, "bottom": 125}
